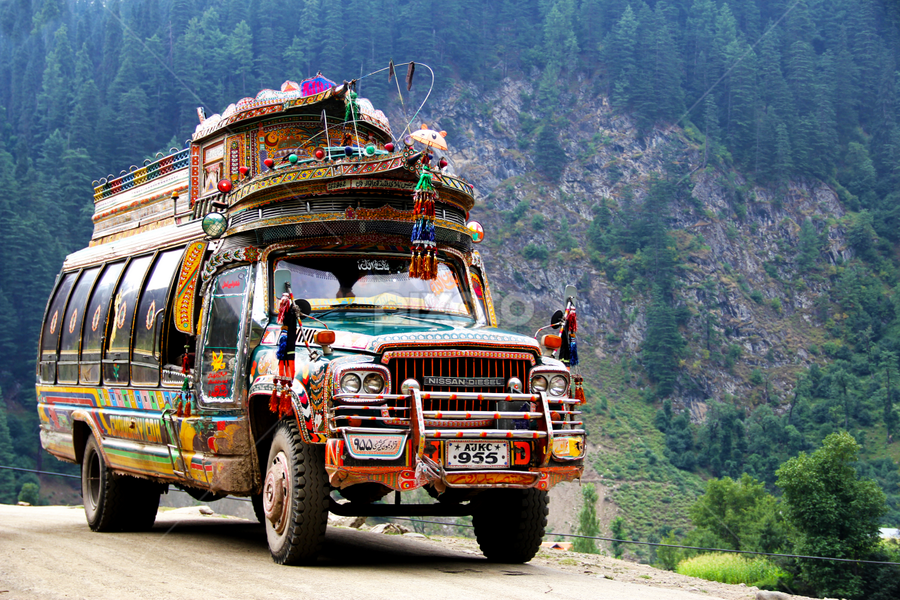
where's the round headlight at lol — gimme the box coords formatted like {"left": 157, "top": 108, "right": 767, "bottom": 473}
{"left": 363, "top": 373, "right": 385, "bottom": 394}
{"left": 549, "top": 375, "right": 568, "bottom": 396}
{"left": 531, "top": 375, "right": 548, "bottom": 392}
{"left": 340, "top": 373, "right": 361, "bottom": 394}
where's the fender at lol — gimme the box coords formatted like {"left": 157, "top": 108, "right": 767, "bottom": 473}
{"left": 70, "top": 409, "right": 110, "bottom": 465}
{"left": 249, "top": 376, "right": 319, "bottom": 442}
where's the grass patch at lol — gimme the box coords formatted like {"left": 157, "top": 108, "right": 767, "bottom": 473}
{"left": 675, "top": 553, "right": 786, "bottom": 588}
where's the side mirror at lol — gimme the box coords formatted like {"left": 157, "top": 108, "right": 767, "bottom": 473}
{"left": 273, "top": 270, "right": 292, "bottom": 296}
{"left": 564, "top": 284, "right": 577, "bottom": 305}
{"left": 550, "top": 309, "right": 564, "bottom": 328}
{"left": 295, "top": 298, "right": 312, "bottom": 316}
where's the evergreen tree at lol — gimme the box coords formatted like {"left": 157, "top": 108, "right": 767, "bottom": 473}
{"left": 573, "top": 483, "right": 600, "bottom": 553}
{"left": 0, "top": 391, "right": 16, "bottom": 504}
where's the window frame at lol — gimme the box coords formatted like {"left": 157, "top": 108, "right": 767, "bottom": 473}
{"left": 79, "top": 259, "right": 128, "bottom": 385}
{"left": 196, "top": 264, "right": 255, "bottom": 410}
{"left": 101, "top": 252, "right": 157, "bottom": 386}
{"left": 37, "top": 270, "right": 79, "bottom": 384}
{"left": 57, "top": 267, "right": 102, "bottom": 384}
{"left": 131, "top": 247, "right": 186, "bottom": 388}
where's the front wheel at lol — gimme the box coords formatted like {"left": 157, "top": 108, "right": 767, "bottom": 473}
{"left": 262, "top": 420, "right": 329, "bottom": 565}
{"left": 472, "top": 488, "right": 548, "bottom": 563}
{"left": 82, "top": 434, "right": 161, "bottom": 532}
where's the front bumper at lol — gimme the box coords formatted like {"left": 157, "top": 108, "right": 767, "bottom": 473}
{"left": 324, "top": 390, "right": 585, "bottom": 491}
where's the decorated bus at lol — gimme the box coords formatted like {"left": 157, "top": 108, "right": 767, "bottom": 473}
{"left": 35, "top": 68, "right": 586, "bottom": 565}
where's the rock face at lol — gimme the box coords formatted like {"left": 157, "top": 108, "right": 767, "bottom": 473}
{"left": 400, "top": 78, "right": 843, "bottom": 418}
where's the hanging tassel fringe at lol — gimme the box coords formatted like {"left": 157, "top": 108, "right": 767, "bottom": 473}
{"left": 409, "top": 166, "right": 438, "bottom": 280}
{"left": 573, "top": 374, "right": 586, "bottom": 404}
{"left": 565, "top": 307, "right": 579, "bottom": 367}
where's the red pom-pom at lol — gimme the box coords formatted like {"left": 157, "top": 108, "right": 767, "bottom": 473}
{"left": 315, "top": 149, "right": 325, "bottom": 160}
{"left": 238, "top": 166, "right": 249, "bottom": 176}
{"left": 384, "top": 142, "right": 395, "bottom": 152}
{"left": 217, "top": 179, "right": 233, "bottom": 193}
{"left": 439, "top": 158, "right": 448, "bottom": 169}
{"left": 263, "top": 158, "right": 275, "bottom": 169}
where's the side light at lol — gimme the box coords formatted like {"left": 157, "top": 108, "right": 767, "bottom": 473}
{"left": 542, "top": 334, "right": 562, "bottom": 350}
{"left": 316, "top": 330, "right": 336, "bottom": 345}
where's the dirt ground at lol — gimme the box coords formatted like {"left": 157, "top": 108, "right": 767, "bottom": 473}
{"left": 417, "top": 534, "right": 818, "bottom": 600}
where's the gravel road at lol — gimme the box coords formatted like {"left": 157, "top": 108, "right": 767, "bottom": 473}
{"left": 0, "top": 505, "right": 802, "bottom": 600}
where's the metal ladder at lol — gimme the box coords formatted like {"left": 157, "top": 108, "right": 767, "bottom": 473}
{"left": 161, "top": 409, "right": 188, "bottom": 478}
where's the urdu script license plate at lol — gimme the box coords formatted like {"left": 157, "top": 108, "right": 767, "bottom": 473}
{"left": 445, "top": 441, "right": 509, "bottom": 468}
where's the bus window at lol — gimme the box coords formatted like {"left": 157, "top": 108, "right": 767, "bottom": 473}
{"left": 103, "top": 255, "right": 153, "bottom": 385}
{"left": 57, "top": 267, "right": 101, "bottom": 384}
{"left": 80, "top": 261, "right": 126, "bottom": 384}
{"left": 132, "top": 249, "right": 184, "bottom": 386}
{"left": 39, "top": 272, "right": 77, "bottom": 383}
{"left": 199, "top": 266, "right": 250, "bottom": 406}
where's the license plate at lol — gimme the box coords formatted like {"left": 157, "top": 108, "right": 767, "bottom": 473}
{"left": 445, "top": 441, "right": 509, "bottom": 468}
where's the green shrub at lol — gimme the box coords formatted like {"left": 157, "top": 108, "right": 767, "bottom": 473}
{"left": 522, "top": 243, "right": 549, "bottom": 261}
{"left": 676, "top": 553, "right": 786, "bottom": 588}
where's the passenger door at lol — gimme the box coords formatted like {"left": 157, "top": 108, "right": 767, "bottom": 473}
{"left": 197, "top": 265, "right": 252, "bottom": 407}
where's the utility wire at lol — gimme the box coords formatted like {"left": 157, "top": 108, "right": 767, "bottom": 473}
{"left": 9, "top": 466, "right": 897, "bottom": 566}
{"left": 388, "top": 517, "right": 900, "bottom": 566}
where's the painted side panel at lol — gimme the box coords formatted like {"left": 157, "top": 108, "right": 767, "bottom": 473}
{"left": 36, "top": 384, "right": 256, "bottom": 494}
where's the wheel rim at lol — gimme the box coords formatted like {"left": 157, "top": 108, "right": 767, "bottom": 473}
{"left": 263, "top": 452, "right": 291, "bottom": 535}
{"left": 86, "top": 451, "right": 101, "bottom": 512}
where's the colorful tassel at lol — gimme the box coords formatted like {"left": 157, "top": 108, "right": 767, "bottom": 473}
{"left": 269, "top": 381, "right": 280, "bottom": 414}
{"left": 573, "top": 375, "right": 586, "bottom": 404}
{"left": 279, "top": 385, "right": 293, "bottom": 418}
{"left": 409, "top": 166, "right": 438, "bottom": 280}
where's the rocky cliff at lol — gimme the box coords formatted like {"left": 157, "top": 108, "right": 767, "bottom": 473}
{"left": 399, "top": 78, "right": 850, "bottom": 543}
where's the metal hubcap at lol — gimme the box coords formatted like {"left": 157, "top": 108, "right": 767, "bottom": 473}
{"left": 263, "top": 452, "right": 290, "bottom": 534}
{"left": 86, "top": 453, "right": 101, "bottom": 511}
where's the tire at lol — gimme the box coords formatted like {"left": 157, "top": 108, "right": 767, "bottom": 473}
{"left": 472, "top": 488, "right": 548, "bottom": 563}
{"left": 81, "top": 434, "right": 161, "bottom": 532}
{"left": 261, "top": 420, "right": 329, "bottom": 565}
{"left": 251, "top": 493, "right": 265, "bottom": 524}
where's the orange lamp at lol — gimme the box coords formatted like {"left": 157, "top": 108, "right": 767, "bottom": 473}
{"left": 542, "top": 334, "right": 562, "bottom": 350}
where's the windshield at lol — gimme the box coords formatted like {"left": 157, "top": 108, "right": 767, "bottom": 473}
{"left": 273, "top": 254, "right": 471, "bottom": 317}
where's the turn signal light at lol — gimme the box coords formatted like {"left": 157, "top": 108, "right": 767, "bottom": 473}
{"left": 316, "top": 330, "right": 336, "bottom": 345}
{"left": 542, "top": 334, "right": 562, "bottom": 350}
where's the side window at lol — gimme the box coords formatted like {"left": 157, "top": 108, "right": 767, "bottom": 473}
{"left": 199, "top": 266, "right": 250, "bottom": 405}
{"left": 80, "top": 261, "right": 126, "bottom": 384}
{"left": 39, "top": 272, "right": 77, "bottom": 383}
{"left": 132, "top": 249, "right": 184, "bottom": 386}
{"left": 103, "top": 255, "right": 153, "bottom": 385}
{"left": 57, "top": 267, "right": 101, "bottom": 384}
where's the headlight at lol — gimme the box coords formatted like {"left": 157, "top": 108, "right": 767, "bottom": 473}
{"left": 531, "top": 375, "right": 548, "bottom": 392}
{"left": 340, "top": 373, "right": 361, "bottom": 393}
{"left": 549, "top": 375, "right": 568, "bottom": 396}
{"left": 363, "top": 373, "right": 385, "bottom": 394}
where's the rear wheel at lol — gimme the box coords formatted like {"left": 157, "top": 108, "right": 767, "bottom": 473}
{"left": 472, "top": 488, "right": 548, "bottom": 563}
{"left": 262, "top": 420, "right": 329, "bottom": 565}
{"left": 82, "top": 434, "right": 161, "bottom": 532}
